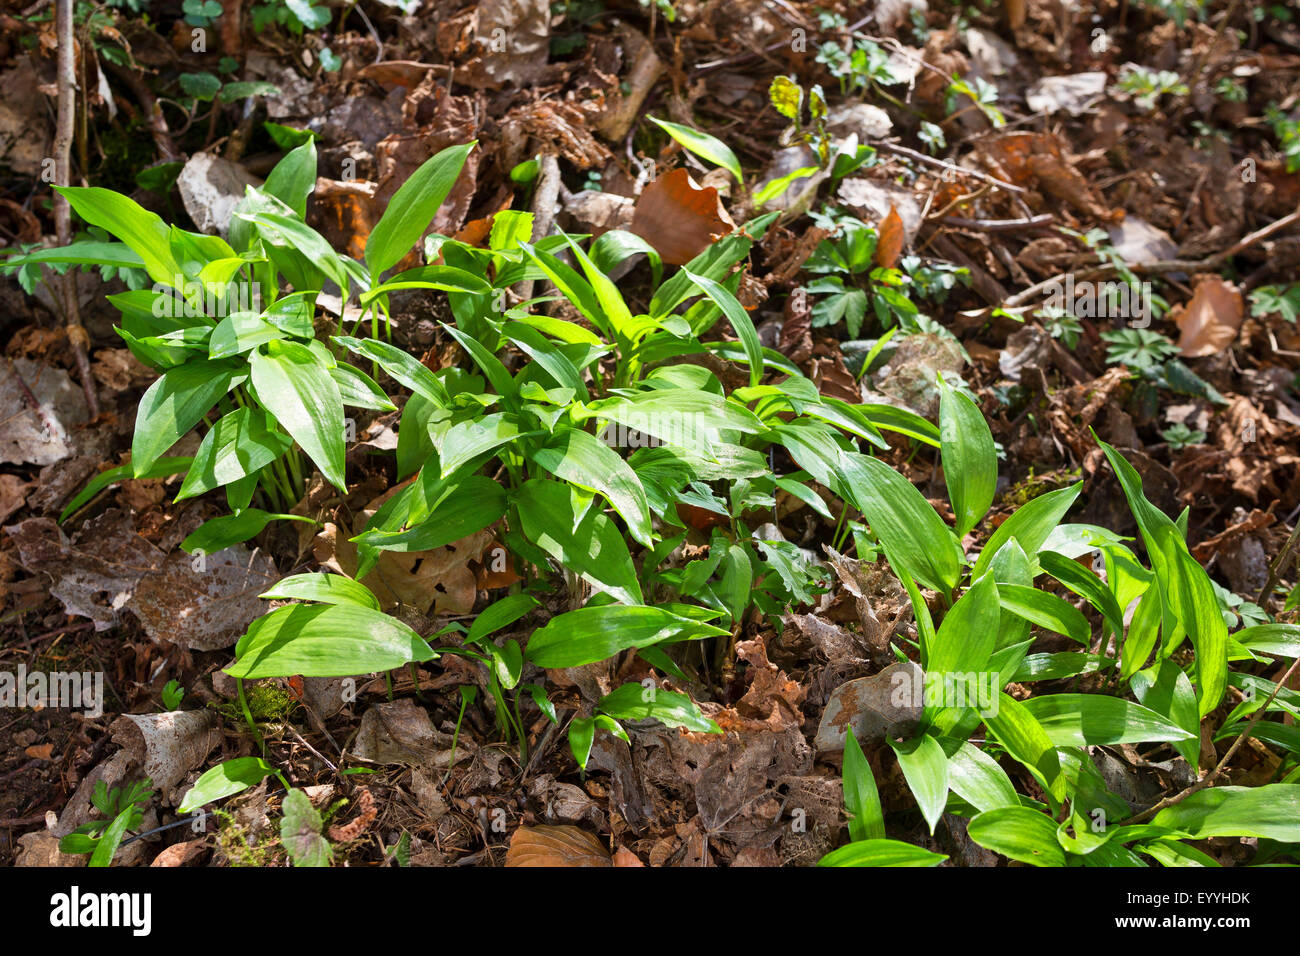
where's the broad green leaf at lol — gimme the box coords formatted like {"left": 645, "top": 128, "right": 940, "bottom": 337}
{"left": 465, "top": 593, "right": 539, "bottom": 645}
{"left": 182, "top": 509, "right": 312, "bottom": 553}
{"left": 525, "top": 604, "right": 728, "bottom": 668}
{"left": 927, "top": 572, "right": 1000, "bottom": 676}
{"left": 1039, "top": 550, "right": 1126, "bottom": 640}
{"left": 985, "top": 693, "right": 1065, "bottom": 804}
{"left": 178, "top": 757, "right": 279, "bottom": 814}
{"left": 530, "top": 428, "right": 654, "bottom": 548}
{"left": 514, "top": 479, "right": 643, "bottom": 605}
{"left": 1149, "top": 785, "right": 1300, "bottom": 842}
{"left": 947, "top": 742, "right": 1020, "bottom": 812}
{"left": 352, "top": 475, "right": 506, "bottom": 553}
{"left": 366, "top": 142, "right": 474, "bottom": 277}
{"left": 88, "top": 809, "right": 133, "bottom": 868}
{"left": 818, "top": 839, "right": 948, "bottom": 867}
{"left": 649, "top": 117, "right": 743, "bottom": 182}
{"left": 996, "top": 584, "right": 1091, "bottom": 643}
{"left": 1234, "top": 623, "right": 1300, "bottom": 659}
{"left": 938, "top": 376, "right": 997, "bottom": 538}
{"left": 132, "top": 360, "right": 245, "bottom": 474}
{"left": 4, "top": 240, "right": 145, "bottom": 271}
{"left": 177, "top": 407, "right": 292, "bottom": 500}
{"left": 259, "top": 572, "right": 380, "bottom": 610}
{"left": 889, "top": 734, "right": 949, "bottom": 835}
{"left": 56, "top": 186, "right": 182, "bottom": 286}
{"left": 844, "top": 728, "right": 886, "bottom": 841}
{"left": 236, "top": 210, "right": 350, "bottom": 293}
{"left": 840, "top": 452, "right": 963, "bottom": 593}
{"left": 263, "top": 139, "right": 317, "bottom": 217}
{"left": 333, "top": 335, "right": 449, "bottom": 407}
{"left": 971, "top": 483, "right": 1082, "bottom": 580}
{"left": 434, "top": 413, "right": 524, "bottom": 477}
{"left": 249, "top": 340, "right": 346, "bottom": 491}
{"left": 968, "top": 807, "right": 1067, "bottom": 867}
{"left": 1019, "top": 694, "right": 1196, "bottom": 747}
{"left": 331, "top": 362, "right": 397, "bottom": 411}
{"left": 228, "top": 603, "right": 435, "bottom": 678}
{"left": 1132, "top": 659, "right": 1200, "bottom": 767}
{"left": 596, "top": 683, "right": 720, "bottom": 733}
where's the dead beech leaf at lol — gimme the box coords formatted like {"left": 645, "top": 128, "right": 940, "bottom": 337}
{"left": 506, "top": 825, "right": 612, "bottom": 866}
{"left": 1174, "top": 276, "right": 1244, "bottom": 358}
{"left": 629, "top": 168, "right": 735, "bottom": 266}
{"left": 24, "top": 743, "right": 53, "bottom": 760}
{"left": 874, "top": 204, "right": 905, "bottom": 269}
{"left": 612, "top": 846, "right": 645, "bottom": 867}
{"left": 151, "top": 839, "right": 207, "bottom": 867}
{"left": 1004, "top": 0, "right": 1026, "bottom": 29}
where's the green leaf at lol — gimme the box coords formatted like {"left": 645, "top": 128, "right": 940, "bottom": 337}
{"left": 218, "top": 80, "right": 281, "bottom": 103}
{"left": 530, "top": 428, "right": 654, "bottom": 548}
{"left": 228, "top": 603, "right": 435, "bottom": 678}
{"left": 259, "top": 573, "right": 380, "bottom": 610}
{"left": 938, "top": 375, "right": 997, "bottom": 538}
{"left": 1019, "top": 694, "right": 1196, "bottom": 747}
{"left": 3, "top": 240, "right": 145, "bottom": 271}
{"left": 176, "top": 407, "right": 292, "bottom": 500}
{"left": 927, "top": 572, "right": 1000, "bottom": 676}
{"left": 968, "top": 807, "right": 1067, "bottom": 867}
{"left": 365, "top": 142, "right": 475, "bottom": 278}
{"left": 525, "top": 604, "right": 727, "bottom": 669}
{"left": 839, "top": 452, "right": 963, "bottom": 593}
{"left": 947, "top": 741, "right": 1020, "bottom": 812}
{"left": 61, "top": 457, "right": 192, "bottom": 523}
{"left": 818, "top": 839, "right": 948, "bottom": 867}
{"left": 180, "top": 71, "right": 222, "bottom": 101}
{"left": 55, "top": 187, "right": 183, "bottom": 287}
{"left": 280, "top": 789, "right": 332, "bottom": 867}
{"left": 769, "top": 76, "right": 803, "bottom": 122}
{"left": 332, "top": 362, "right": 398, "bottom": 411}
{"left": 208, "top": 311, "right": 286, "bottom": 359}
{"left": 996, "top": 584, "right": 1092, "bottom": 643}
{"left": 649, "top": 117, "right": 743, "bottom": 182}
{"left": 182, "top": 509, "right": 312, "bottom": 553}
{"left": 250, "top": 341, "right": 347, "bottom": 491}
{"left": 1039, "top": 550, "right": 1126, "bottom": 640}
{"left": 353, "top": 475, "right": 506, "bottom": 553}
{"left": 88, "top": 808, "right": 133, "bottom": 868}
{"left": 844, "top": 728, "right": 886, "bottom": 841}
{"left": 235, "top": 210, "right": 350, "bottom": 293}
{"left": 262, "top": 140, "right": 317, "bottom": 218}
{"left": 985, "top": 693, "right": 1064, "bottom": 804}
{"left": 178, "top": 757, "right": 279, "bottom": 814}
{"left": 971, "top": 483, "right": 1082, "bottom": 580}
{"left": 681, "top": 268, "right": 763, "bottom": 387}
{"left": 132, "top": 360, "right": 245, "bottom": 474}
{"left": 888, "top": 734, "right": 949, "bottom": 835}
{"left": 1098, "top": 439, "right": 1227, "bottom": 717}
{"left": 333, "top": 336, "right": 450, "bottom": 407}
{"left": 514, "top": 479, "right": 643, "bottom": 605}
{"left": 596, "top": 683, "right": 720, "bottom": 733}
{"left": 568, "top": 716, "right": 596, "bottom": 770}
{"left": 1234, "top": 623, "right": 1300, "bottom": 659}
{"left": 465, "top": 593, "right": 539, "bottom": 645}
{"left": 1149, "top": 785, "right": 1300, "bottom": 842}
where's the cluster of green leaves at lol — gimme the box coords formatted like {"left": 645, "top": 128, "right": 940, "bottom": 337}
{"left": 59, "top": 779, "right": 155, "bottom": 866}
{"left": 815, "top": 38, "right": 900, "bottom": 97}
{"left": 1115, "top": 66, "right": 1189, "bottom": 111}
{"left": 767, "top": 76, "right": 877, "bottom": 184}
{"left": 8, "top": 140, "right": 478, "bottom": 553}
{"left": 1250, "top": 283, "right": 1300, "bottom": 323}
{"left": 803, "top": 206, "right": 969, "bottom": 338}
{"left": 820, "top": 400, "right": 1300, "bottom": 866}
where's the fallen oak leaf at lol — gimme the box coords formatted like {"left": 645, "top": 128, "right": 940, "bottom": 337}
{"left": 1173, "top": 276, "right": 1244, "bottom": 358}
{"left": 874, "top": 204, "right": 906, "bottom": 269}
{"left": 505, "top": 824, "right": 612, "bottom": 866}
{"left": 629, "top": 168, "right": 735, "bottom": 266}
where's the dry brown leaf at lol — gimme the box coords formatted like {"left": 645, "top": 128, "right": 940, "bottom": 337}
{"left": 24, "top": 743, "right": 53, "bottom": 760}
{"left": 874, "top": 204, "right": 905, "bottom": 269}
{"left": 506, "top": 824, "right": 612, "bottom": 866}
{"left": 150, "top": 839, "right": 207, "bottom": 867}
{"left": 629, "top": 168, "right": 735, "bottom": 266}
{"left": 1173, "top": 276, "right": 1244, "bottom": 358}
{"left": 612, "top": 846, "right": 645, "bottom": 867}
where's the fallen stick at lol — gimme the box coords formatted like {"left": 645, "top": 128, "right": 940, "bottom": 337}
{"left": 54, "top": 0, "right": 98, "bottom": 419}
{"left": 942, "top": 213, "right": 1054, "bottom": 231}
{"left": 876, "top": 141, "right": 1027, "bottom": 194}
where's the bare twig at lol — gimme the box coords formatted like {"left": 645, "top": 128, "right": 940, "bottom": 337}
{"left": 876, "top": 141, "right": 1028, "bottom": 194}
{"left": 54, "top": 0, "right": 98, "bottom": 418}
{"left": 1257, "top": 519, "right": 1300, "bottom": 606}
{"left": 942, "top": 214, "right": 1055, "bottom": 232}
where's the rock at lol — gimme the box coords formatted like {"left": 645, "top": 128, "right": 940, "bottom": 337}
{"left": 178, "top": 152, "right": 262, "bottom": 238}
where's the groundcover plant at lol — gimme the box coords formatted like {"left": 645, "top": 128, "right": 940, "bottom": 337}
{"left": 2, "top": 0, "right": 1299, "bottom": 872}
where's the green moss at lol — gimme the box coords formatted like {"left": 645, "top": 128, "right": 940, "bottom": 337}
{"left": 999, "top": 468, "right": 1082, "bottom": 511}
{"left": 214, "top": 681, "right": 298, "bottom": 724}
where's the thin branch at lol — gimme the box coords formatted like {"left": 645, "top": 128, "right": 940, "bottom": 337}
{"left": 54, "top": 0, "right": 98, "bottom": 418}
